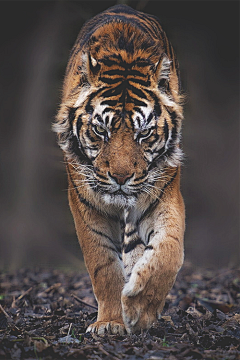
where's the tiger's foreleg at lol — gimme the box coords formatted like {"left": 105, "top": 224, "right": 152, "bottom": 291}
{"left": 68, "top": 180, "right": 125, "bottom": 335}
{"left": 121, "top": 189, "right": 185, "bottom": 334}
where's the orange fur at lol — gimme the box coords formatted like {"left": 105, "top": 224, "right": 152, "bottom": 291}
{"left": 54, "top": 5, "right": 185, "bottom": 334}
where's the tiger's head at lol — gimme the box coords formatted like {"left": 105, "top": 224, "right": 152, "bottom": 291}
{"left": 54, "top": 22, "right": 183, "bottom": 207}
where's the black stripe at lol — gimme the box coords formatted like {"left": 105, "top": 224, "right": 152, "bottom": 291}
{"left": 94, "top": 114, "right": 103, "bottom": 122}
{"left": 85, "top": 102, "right": 93, "bottom": 115}
{"left": 94, "top": 258, "right": 116, "bottom": 279}
{"left": 102, "top": 106, "right": 114, "bottom": 114}
{"left": 164, "top": 109, "right": 179, "bottom": 157}
{"left": 105, "top": 115, "right": 109, "bottom": 125}
{"left": 68, "top": 107, "right": 77, "bottom": 127}
{"left": 145, "top": 245, "right": 153, "bottom": 251}
{"left": 166, "top": 109, "right": 178, "bottom": 129}
{"left": 103, "top": 67, "right": 147, "bottom": 79}
{"left": 153, "top": 146, "right": 166, "bottom": 158}
{"left": 137, "top": 169, "right": 178, "bottom": 225}
{"left": 147, "top": 113, "right": 154, "bottom": 124}
{"left": 86, "top": 128, "right": 97, "bottom": 143}
{"left": 89, "top": 35, "right": 98, "bottom": 45}
{"left": 129, "top": 86, "right": 147, "bottom": 100}
{"left": 118, "top": 34, "right": 126, "bottom": 50}
{"left": 85, "top": 87, "right": 109, "bottom": 114}
{"left": 134, "top": 107, "right": 145, "bottom": 120}
{"left": 130, "top": 96, "right": 147, "bottom": 107}
{"left": 123, "top": 237, "right": 144, "bottom": 253}
{"left": 101, "top": 84, "right": 123, "bottom": 98}
{"left": 95, "top": 172, "right": 108, "bottom": 181}
{"left": 68, "top": 135, "right": 92, "bottom": 165}
{"left": 135, "top": 116, "right": 141, "bottom": 128}
{"left": 100, "top": 77, "right": 122, "bottom": 85}
{"left": 101, "top": 58, "right": 119, "bottom": 67}
{"left": 134, "top": 172, "right": 147, "bottom": 182}
{"left": 76, "top": 115, "right": 82, "bottom": 136}
{"left": 103, "top": 69, "right": 126, "bottom": 76}
{"left": 137, "top": 199, "right": 159, "bottom": 225}
{"left": 147, "top": 230, "right": 154, "bottom": 243}
{"left": 125, "top": 228, "right": 137, "bottom": 237}
{"left": 135, "top": 59, "right": 152, "bottom": 67}
{"left": 145, "top": 148, "right": 154, "bottom": 155}
{"left": 101, "top": 244, "right": 121, "bottom": 255}
{"left": 128, "top": 69, "right": 146, "bottom": 77}
{"left": 145, "top": 89, "right": 162, "bottom": 117}
{"left": 164, "top": 119, "right": 169, "bottom": 143}
{"left": 84, "top": 145, "right": 98, "bottom": 151}
{"left": 101, "top": 100, "right": 118, "bottom": 107}
{"left": 95, "top": 180, "right": 110, "bottom": 186}
{"left": 88, "top": 226, "right": 115, "bottom": 243}
{"left": 129, "top": 78, "right": 150, "bottom": 87}
{"left": 68, "top": 168, "right": 96, "bottom": 210}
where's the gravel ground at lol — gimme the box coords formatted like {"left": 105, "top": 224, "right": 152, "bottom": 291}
{"left": 0, "top": 262, "right": 240, "bottom": 359}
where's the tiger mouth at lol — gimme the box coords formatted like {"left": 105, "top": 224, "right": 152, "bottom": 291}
{"left": 111, "top": 188, "right": 134, "bottom": 196}
{"left": 102, "top": 186, "right": 135, "bottom": 196}
{"left": 92, "top": 182, "right": 139, "bottom": 197}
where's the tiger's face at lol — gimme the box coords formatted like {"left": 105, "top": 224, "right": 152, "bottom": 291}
{"left": 76, "top": 107, "right": 159, "bottom": 207}
{"left": 56, "top": 23, "right": 183, "bottom": 207}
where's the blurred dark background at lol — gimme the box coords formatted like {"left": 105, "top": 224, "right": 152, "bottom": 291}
{"left": 0, "top": 0, "right": 239, "bottom": 271}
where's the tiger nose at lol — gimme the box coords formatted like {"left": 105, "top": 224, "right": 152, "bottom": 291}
{"left": 109, "top": 172, "right": 133, "bottom": 185}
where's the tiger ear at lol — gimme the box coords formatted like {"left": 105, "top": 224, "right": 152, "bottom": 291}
{"left": 88, "top": 54, "right": 101, "bottom": 75}
{"left": 155, "top": 54, "right": 171, "bottom": 91}
{"left": 90, "top": 55, "right": 97, "bottom": 67}
{"left": 80, "top": 52, "right": 101, "bottom": 84}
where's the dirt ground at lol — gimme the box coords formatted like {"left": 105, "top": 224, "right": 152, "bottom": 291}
{"left": 0, "top": 262, "right": 240, "bottom": 359}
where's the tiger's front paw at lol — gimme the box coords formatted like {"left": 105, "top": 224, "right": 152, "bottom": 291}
{"left": 86, "top": 320, "right": 126, "bottom": 336}
{"left": 121, "top": 275, "right": 165, "bottom": 334}
{"left": 121, "top": 292, "right": 160, "bottom": 334}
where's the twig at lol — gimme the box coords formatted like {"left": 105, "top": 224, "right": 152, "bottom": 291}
{"left": 71, "top": 294, "right": 98, "bottom": 310}
{"left": 0, "top": 304, "right": 13, "bottom": 322}
{"left": 67, "top": 322, "right": 72, "bottom": 342}
{"left": 37, "top": 283, "right": 62, "bottom": 298}
{"left": 0, "top": 304, "right": 19, "bottom": 330}
{"left": 16, "top": 287, "right": 33, "bottom": 301}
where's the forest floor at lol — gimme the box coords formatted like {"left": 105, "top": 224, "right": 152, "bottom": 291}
{"left": 0, "top": 262, "right": 240, "bottom": 360}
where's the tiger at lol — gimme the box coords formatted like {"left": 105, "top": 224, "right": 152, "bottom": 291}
{"left": 53, "top": 4, "right": 185, "bottom": 335}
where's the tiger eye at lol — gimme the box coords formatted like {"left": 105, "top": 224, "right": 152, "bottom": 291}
{"left": 139, "top": 128, "right": 151, "bottom": 139}
{"left": 94, "top": 124, "right": 106, "bottom": 135}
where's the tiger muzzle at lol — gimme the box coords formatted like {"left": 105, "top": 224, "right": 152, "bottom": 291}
{"left": 109, "top": 172, "right": 134, "bottom": 186}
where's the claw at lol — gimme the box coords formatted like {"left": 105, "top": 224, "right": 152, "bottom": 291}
{"left": 86, "top": 321, "right": 126, "bottom": 336}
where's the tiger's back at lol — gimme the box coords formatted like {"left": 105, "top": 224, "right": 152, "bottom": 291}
{"left": 54, "top": 5, "right": 185, "bottom": 335}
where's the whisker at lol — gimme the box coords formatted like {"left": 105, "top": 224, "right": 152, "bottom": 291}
{"left": 142, "top": 183, "right": 163, "bottom": 199}
{"left": 68, "top": 184, "right": 98, "bottom": 191}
